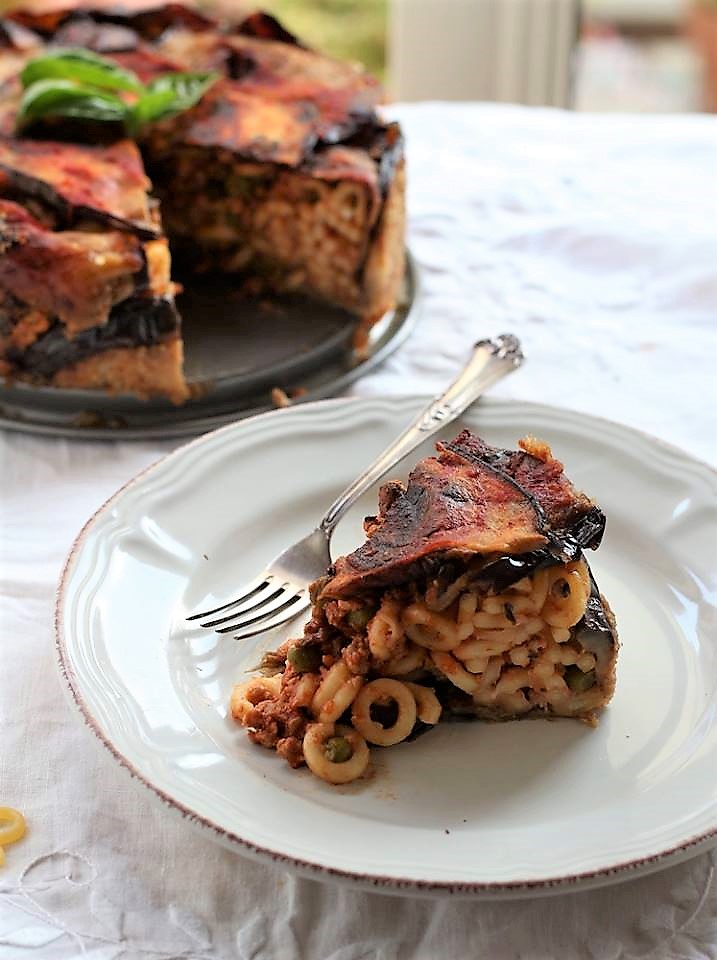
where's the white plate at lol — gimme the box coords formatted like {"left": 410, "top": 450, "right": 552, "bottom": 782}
{"left": 56, "top": 397, "right": 717, "bottom": 898}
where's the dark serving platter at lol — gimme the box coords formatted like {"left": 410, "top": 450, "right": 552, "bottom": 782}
{"left": 0, "top": 254, "right": 418, "bottom": 440}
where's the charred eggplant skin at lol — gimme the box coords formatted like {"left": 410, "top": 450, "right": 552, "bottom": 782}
{"left": 324, "top": 430, "right": 607, "bottom": 599}
{"left": 444, "top": 433, "right": 606, "bottom": 549}
{"left": 0, "top": 137, "right": 159, "bottom": 237}
{"left": 6, "top": 294, "right": 179, "bottom": 376}
{"left": 475, "top": 510, "right": 605, "bottom": 594}
{"left": 6, "top": 4, "right": 215, "bottom": 41}
{"left": 445, "top": 431, "right": 606, "bottom": 592}
{"left": 233, "top": 11, "right": 302, "bottom": 47}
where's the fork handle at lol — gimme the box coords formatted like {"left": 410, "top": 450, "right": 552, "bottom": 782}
{"left": 319, "top": 333, "right": 524, "bottom": 535}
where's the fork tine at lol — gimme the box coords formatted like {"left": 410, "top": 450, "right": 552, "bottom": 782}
{"left": 232, "top": 594, "right": 310, "bottom": 640}
{"left": 198, "top": 580, "right": 286, "bottom": 629}
{"left": 212, "top": 588, "right": 293, "bottom": 632}
{"left": 186, "top": 576, "right": 269, "bottom": 621}
{"left": 215, "top": 587, "right": 306, "bottom": 634}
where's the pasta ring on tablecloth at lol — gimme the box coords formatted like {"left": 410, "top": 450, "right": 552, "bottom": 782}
{"left": 0, "top": 807, "right": 26, "bottom": 866}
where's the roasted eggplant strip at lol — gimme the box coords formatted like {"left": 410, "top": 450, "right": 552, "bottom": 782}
{"left": 0, "top": 198, "right": 148, "bottom": 334}
{"left": 6, "top": 293, "right": 180, "bottom": 377}
{"left": 0, "top": 137, "right": 158, "bottom": 236}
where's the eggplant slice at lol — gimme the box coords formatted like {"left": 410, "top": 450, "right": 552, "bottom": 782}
{"left": 0, "top": 138, "right": 158, "bottom": 237}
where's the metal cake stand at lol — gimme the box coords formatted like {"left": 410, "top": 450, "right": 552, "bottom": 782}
{"left": 0, "top": 255, "right": 419, "bottom": 441}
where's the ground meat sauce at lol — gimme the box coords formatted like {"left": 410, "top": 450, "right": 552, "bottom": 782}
{"left": 245, "top": 670, "right": 308, "bottom": 762}
{"left": 275, "top": 735, "right": 305, "bottom": 768}
{"left": 342, "top": 635, "right": 370, "bottom": 675}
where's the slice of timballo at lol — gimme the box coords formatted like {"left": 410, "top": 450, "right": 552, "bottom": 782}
{"left": 230, "top": 431, "right": 619, "bottom": 785}
{"left": 0, "top": 138, "right": 187, "bottom": 401}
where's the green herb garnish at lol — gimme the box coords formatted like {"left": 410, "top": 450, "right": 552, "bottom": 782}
{"left": 19, "top": 79, "right": 129, "bottom": 126}
{"left": 126, "top": 72, "right": 219, "bottom": 136}
{"left": 17, "top": 48, "right": 217, "bottom": 134}
{"left": 21, "top": 49, "right": 144, "bottom": 93}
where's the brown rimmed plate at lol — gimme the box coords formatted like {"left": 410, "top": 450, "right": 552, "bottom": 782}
{"left": 56, "top": 396, "right": 717, "bottom": 897}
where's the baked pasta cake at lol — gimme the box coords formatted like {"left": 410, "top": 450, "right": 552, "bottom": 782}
{"left": 231, "top": 431, "right": 619, "bottom": 785}
{"left": 0, "top": 137, "right": 186, "bottom": 400}
{"left": 0, "top": 4, "right": 405, "bottom": 399}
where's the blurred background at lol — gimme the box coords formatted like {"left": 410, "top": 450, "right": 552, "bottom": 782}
{"left": 0, "top": 0, "right": 715, "bottom": 112}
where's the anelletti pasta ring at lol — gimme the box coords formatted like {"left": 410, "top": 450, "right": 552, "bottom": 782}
{"left": 382, "top": 643, "right": 425, "bottom": 676}
{"left": 430, "top": 651, "right": 481, "bottom": 694}
{"left": 404, "top": 683, "right": 442, "bottom": 724}
{"left": 401, "top": 602, "right": 459, "bottom": 651}
{"left": 311, "top": 661, "right": 363, "bottom": 723}
{"left": 303, "top": 723, "right": 370, "bottom": 784}
{"left": 0, "top": 807, "right": 26, "bottom": 865}
{"left": 229, "top": 675, "right": 281, "bottom": 724}
{"left": 351, "top": 678, "right": 417, "bottom": 746}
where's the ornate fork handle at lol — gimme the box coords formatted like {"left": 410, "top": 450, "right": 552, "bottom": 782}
{"left": 320, "top": 334, "right": 524, "bottom": 535}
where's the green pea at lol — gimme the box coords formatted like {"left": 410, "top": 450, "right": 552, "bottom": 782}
{"left": 287, "top": 644, "right": 321, "bottom": 673}
{"left": 347, "top": 607, "right": 372, "bottom": 630}
{"left": 565, "top": 666, "right": 596, "bottom": 693}
{"left": 324, "top": 736, "right": 353, "bottom": 763}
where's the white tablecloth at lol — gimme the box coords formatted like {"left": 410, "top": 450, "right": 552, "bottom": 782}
{"left": 1, "top": 103, "right": 716, "bottom": 959}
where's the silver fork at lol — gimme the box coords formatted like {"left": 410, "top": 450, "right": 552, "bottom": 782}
{"left": 187, "top": 334, "right": 524, "bottom": 639}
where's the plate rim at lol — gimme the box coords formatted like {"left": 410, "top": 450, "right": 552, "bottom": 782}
{"left": 55, "top": 395, "right": 717, "bottom": 898}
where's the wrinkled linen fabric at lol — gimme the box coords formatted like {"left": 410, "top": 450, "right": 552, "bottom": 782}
{"left": 1, "top": 103, "right": 716, "bottom": 960}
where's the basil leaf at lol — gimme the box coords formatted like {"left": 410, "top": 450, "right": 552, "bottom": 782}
{"left": 128, "top": 71, "right": 217, "bottom": 133}
{"left": 18, "top": 79, "right": 128, "bottom": 127}
{"left": 21, "top": 48, "right": 143, "bottom": 93}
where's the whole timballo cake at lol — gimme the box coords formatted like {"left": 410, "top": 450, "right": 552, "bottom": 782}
{"left": 0, "top": 4, "right": 405, "bottom": 401}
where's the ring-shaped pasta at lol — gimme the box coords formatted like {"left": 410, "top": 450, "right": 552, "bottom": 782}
{"left": 529, "top": 568, "right": 551, "bottom": 613}
{"left": 0, "top": 807, "right": 26, "bottom": 847}
{"left": 381, "top": 643, "right": 426, "bottom": 676}
{"left": 477, "top": 655, "right": 503, "bottom": 691}
{"left": 404, "top": 683, "right": 442, "bottom": 724}
{"left": 508, "top": 645, "right": 531, "bottom": 667}
{"left": 230, "top": 675, "right": 281, "bottom": 724}
{"left": 303, "top": 723, "right": 370, "bottom": 784}
{"left": 351, "top": 678, "right": 417, "bottom": 746}
{"left": 292, "top": 672, "right": 320, "bottom": 708}
{"left": 482, "top": 594, "right": 535, "bottom": 616}
{"left": 310, "top": 661, "right": 363, "bottom": 723}
{"left": 367, "top": 599, "right": 405, "bottom": 661}
{"left": 430, "top": 651, "right": 480, "bottom": 694}
{"left": 456, "top": 592, "right": 478, "bottom": 639}
{"left": 494, "top": 665, "right": 532, "bottom": 696}
{"left": 473, "top": 611, "right": 517, "bottom": 630}
{"left": 402, "top": 603, "right": 458, "bottom": 651}
{"left": 464, "top": 655, "right": 490, "bottom": 673}
{"left": 542, "top": 567, "right": 590, "bottom": 628}
{"left": 453, "top": 630, "right": 520, "bottom": 660}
